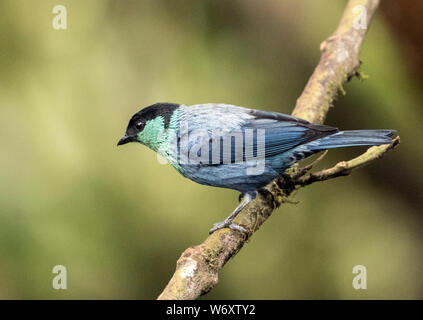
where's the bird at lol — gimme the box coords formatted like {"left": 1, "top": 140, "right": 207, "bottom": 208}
{"left": 118, "top": 102, "right": 395, "bottom": 234}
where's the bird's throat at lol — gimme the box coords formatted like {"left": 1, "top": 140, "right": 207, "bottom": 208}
{"left": 137, "top": 116, "right": 167, "bottom": 152}
{"left": 137, "top": 111, "right": 182, "bottom": 171}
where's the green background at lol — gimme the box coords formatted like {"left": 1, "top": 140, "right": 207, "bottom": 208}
{"left": 0, "top": 0, "right": 422, "bottom": 299}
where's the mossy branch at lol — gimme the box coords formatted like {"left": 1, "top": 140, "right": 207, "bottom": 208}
{"left": 158, "top": 0, "right": 397, "bottom": 300}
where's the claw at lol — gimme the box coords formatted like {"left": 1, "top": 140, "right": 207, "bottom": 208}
{"left": 209, "top": 191, "right": 256, "bottom": 235}
{"left": 209, "top": 222, "right": 226, "bottom": 234}
{"left": 209, "top": 221, "right": 247, "bottom": 234}
{"left": 228, "top": 223, "right": 247, "bottom": 233}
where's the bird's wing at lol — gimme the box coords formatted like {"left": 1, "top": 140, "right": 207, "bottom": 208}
{"left": 243, "top": 109, "right": 338, "bottom": 157}
{"left": 178, "top": 104, "right": 338, "bottom": 163}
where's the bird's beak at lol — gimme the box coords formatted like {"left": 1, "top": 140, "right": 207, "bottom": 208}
{"left": 117, "top": 134, "right": 133, "bottom": 146}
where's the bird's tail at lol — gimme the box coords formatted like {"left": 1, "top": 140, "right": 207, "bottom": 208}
{"left": 309, "top": 129, "right": 396, "bottom": 151}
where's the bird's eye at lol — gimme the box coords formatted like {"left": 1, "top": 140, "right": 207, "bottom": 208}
{"left": 135, "top": 121, "right": 143, "bottom": 130}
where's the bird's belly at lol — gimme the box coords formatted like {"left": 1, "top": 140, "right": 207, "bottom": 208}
{"left": 178, "top": 162, "right": 280, "bottom": 192}
{"left": 170, "top": 145, "right": 318, "bottom": 192}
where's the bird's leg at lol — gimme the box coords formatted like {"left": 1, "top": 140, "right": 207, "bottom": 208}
{"left": 209, "top": 191, "right": 257, "bottom": 234}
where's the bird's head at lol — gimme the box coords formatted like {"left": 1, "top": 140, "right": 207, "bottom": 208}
{"left": 117, "top": 102, "right": 180, "bottom": 150}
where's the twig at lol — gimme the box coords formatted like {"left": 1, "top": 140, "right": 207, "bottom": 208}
{"left": 157, "top": 0, "right": 395, "bottom": 300}
{"left": 291, "top": 150, "right": 328, "bottom": 180}
{"left": 295, "top": 137, "right": 400, "bottom": 186}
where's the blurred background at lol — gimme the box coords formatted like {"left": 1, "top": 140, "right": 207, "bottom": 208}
{"left": 0, "top": 0, "right": 422, "bottom": 299}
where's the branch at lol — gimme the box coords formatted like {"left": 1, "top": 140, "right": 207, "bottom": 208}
{"left": 291, "top": 0, "right": 380, "bottom": 124}
{"left": 158, "top": 0, "right": 394, "bottom": 300}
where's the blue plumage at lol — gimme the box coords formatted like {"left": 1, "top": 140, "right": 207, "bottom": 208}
{"left": 170, "top": 104, "right": 394, "bottom": 193}
{"left": 118, "top": 102, "right": 396, "bottom": 233}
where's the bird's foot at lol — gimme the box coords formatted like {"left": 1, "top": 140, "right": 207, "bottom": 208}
{"left": 209, "top": 221, "right": 247, "bottom": 234}
{"left": 209, "top": 191, "right": 255, "bottom": 235}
